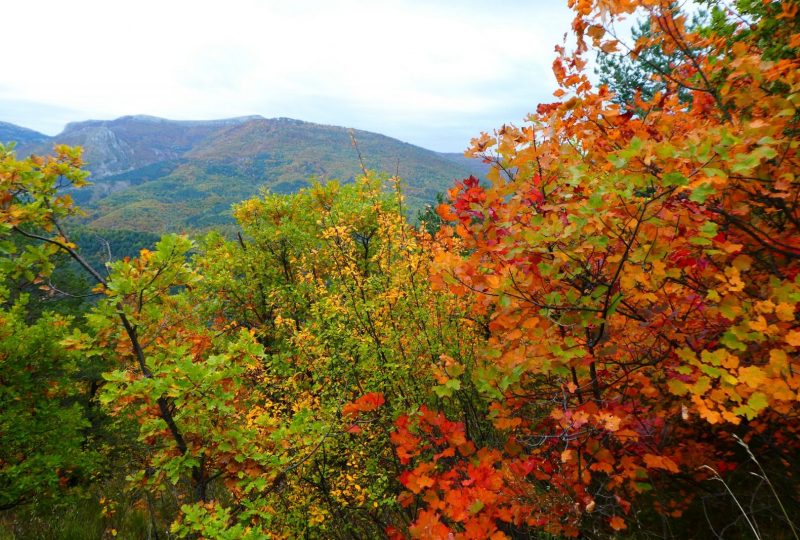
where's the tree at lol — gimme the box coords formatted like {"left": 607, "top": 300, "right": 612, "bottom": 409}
{"left": 399, "top": 0, "right": 800, "bottom": 537}
{"left": 0, "top": 304, "right": 99, "bottom": 511}
{"left": 595, "top": 14, "right": 699, "bottom": 107}
{"left": 182, "top": 176, "right": 486, "bottom": 537}
{"left": 0, "top": 145, "right": 102, "bottom": 512}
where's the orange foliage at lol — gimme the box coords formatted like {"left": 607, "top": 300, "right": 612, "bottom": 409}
{"left": 342, "top": 392, "right": 386, "bottom": 417}
{"left": 393, "top": 0, "right": 800, "bottom": 536}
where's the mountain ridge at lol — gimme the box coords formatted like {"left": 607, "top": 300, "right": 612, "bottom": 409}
{"left": 0, "top": 120, "right": 50, "bottom": 147}
{"left": 61, "top": 114, "right": 267, "bottom": 134}
{"left": 5, "top": 115, "right": 484, "bottom": 232}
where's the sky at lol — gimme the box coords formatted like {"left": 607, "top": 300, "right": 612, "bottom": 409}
{"left": 1, "top": 0, "right": 576, "bottom": 152}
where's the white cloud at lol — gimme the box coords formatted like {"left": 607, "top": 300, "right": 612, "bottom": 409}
{"left": 2, "top": 0, "right": 573, "bottom": 151}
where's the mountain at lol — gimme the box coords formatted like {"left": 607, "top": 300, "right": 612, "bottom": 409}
{"left": 0, "top": 121, "right": 50, "bottom": 147}
{"left": 438, "top": 152, "right": 492, "bottom": 180}
{"left": 20, "top": 115, "right": 263, "bottom": 178}
{"left": 14, "top": 115, "right": 478, "bottom": 233}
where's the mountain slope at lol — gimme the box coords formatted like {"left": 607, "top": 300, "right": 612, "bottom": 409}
{"left": 20, "top": 115, "right": 262, "bottom": 178}
{"left": 12, "top": 115, "right": 479, "bottom": 233}
{"left": 0, "top": 121, "right": 50, "bottom": 147}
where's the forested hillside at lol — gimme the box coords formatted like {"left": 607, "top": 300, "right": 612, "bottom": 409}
{"left": 1, "top": 1, "right": 799, "bottom": 539}
{"left": 10, "top": 116, "right": 481, "bottom": 232}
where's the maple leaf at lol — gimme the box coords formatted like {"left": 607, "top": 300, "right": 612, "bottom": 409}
{"left": 342, "top": 392, "right": 386, "bottom": 417}
{"left": 409, "top": 510, "right": 452, "bottom": 539}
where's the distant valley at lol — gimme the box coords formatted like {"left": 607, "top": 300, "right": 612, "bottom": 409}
{"left": 4, "top": 115, "right": 486, "bottom": 233}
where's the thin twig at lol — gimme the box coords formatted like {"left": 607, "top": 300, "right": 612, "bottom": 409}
{"left": 349, "top": 129, "right": 369, "bottom": 177}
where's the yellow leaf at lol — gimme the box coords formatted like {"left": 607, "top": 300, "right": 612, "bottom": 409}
{"left": 721, "top": 242, "right": 744, "bottom": 254}
{"left": 748, "top": 316, "right": 769, "bottom": 332}
{"left": 721, "top": 410, "right": 742, "bottom": 425}
{"left": 522, "top": 317, "right": 540, "bottom": 329}
{"left": 738, "top": 366, "right": 766, "bottom": 389}
{"left": 746, "top": 392, "right": 769, "bottom": 418}
{"left": 722, "top": 267, "right": 745, "bottom": 292}
{"left": 719, "top": 295, "right": 742, "bottom": 320}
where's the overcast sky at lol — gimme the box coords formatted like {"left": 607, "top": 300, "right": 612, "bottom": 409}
{"left": 1, "top": 0, "right": 575, "bottom": 152}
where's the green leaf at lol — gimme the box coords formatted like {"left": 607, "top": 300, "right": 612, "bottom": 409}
{"left": 689, "top": 236, "right": 713, "bottom": 246}
{"left": 667, "top": 379, "right": 688, "bottom": 396}
{"left": 746, "top": 392, "right": 768, "bottom": 418}
{"left": 433, "top": 378, "right": 461, "bottom": 398}
{"left": 690, "top": 183, "right": 716, "bottom": 203}
{"left": 701, "top": 167, "right": 727, "bottom": 179}
{"left": 700, "top": 364, "right": 723, "bottom": 378}
{"left": 700, "top": 221, "right": 719, "bottom": 237}
{"left": 607, "top": 292, "right": 624, "bottom": 317}
{"left": 662, "top": 172, "right": 688, "bottom": 186}
{"left": 608, "top": 153, "right": 628, "bottom": 169}
{"left": 469, "top": 500, "right": 485, "bottom": 514}
{"left": 720, "top": 330, "right": 746, "bottom": 351}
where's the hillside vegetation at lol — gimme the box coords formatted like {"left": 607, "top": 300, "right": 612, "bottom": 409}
{"left": 14, "top": 116, "right": 483, "bottom": 232}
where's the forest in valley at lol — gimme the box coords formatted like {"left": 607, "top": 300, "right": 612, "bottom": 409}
{"left": 1, "top": 0, "right": 799, "bottom": 538}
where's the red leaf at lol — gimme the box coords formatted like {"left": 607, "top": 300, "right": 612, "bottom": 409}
{"left": 342, "top": 392, "right": 385, "bottom": 417}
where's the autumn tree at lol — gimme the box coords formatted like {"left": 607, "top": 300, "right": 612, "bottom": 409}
{"left": 394, "top": 0, "right": 800, "bottom": 537}
{"left": 0, "top": 145, "right": 105, "bottom": 513}
{"left": 184, "top": 176, "right": 487, "bottom": 537}
{"left": 0, "top": 143, "right": 273, "bottom": 536}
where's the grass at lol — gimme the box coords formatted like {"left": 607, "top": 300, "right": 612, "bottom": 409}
{"left": 0, "top": 497, "right": 152, "bottom": 540}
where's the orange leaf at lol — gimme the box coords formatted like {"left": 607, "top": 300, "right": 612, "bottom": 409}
{"left": 643, "top": 454, "right": 679, "bottom": 473}
{"left": 610, "top": 516, "right": 627, "bottom": 531}
{"left": 785, "top": 331, "right": 800, "bottom": 347}
{"left": 342, "top": 392, "right": 386, "bottom": 417}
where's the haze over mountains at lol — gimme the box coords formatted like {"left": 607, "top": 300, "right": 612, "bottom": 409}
{"left": 6, "top": 115, "right": 486, "bottom": 232}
